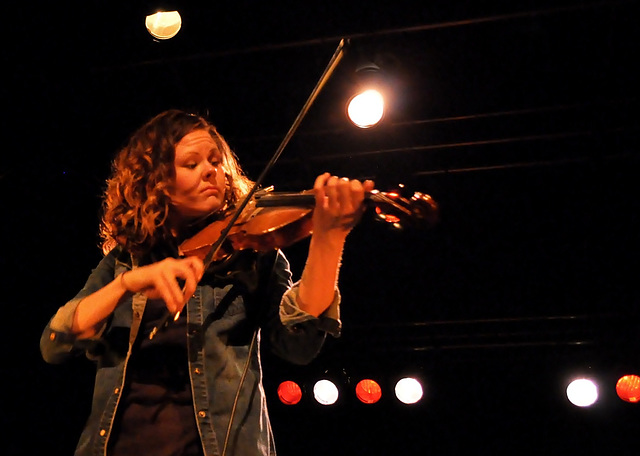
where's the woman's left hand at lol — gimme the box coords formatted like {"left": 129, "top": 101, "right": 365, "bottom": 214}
{"left": 311, "top": 173, "right": 375, "bottom": 242}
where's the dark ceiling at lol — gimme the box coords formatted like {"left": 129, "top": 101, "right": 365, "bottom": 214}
{"left": 2, "top": 1, "right": 640, "bottom": 455}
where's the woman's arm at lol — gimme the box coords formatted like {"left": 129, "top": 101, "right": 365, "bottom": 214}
{"left": 297, "top": 173, "right": 374, "bottom": 317}
{"left": 71, "top": 256, "right": 205, "bottom": 338}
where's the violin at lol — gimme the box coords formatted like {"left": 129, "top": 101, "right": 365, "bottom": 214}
{"left": 179, "top": 187, "right": 439, "bottom": 265}
{"left": 151, "top": 186, "right": 438, "bottom": 339}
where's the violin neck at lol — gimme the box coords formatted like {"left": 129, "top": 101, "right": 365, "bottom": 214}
{"left": 253, "top": 189, "right": 437, "bottom": 228}
{"left": 254, "top": 191, "right": 382, "bottom": 208}
{"left": 254, "top": 192, "right": 316, "bottom": 208}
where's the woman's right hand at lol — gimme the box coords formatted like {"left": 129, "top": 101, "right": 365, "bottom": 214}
{"left": 120, "top": 256, "right": 205, "bottom": 315}
{"left": 71, "top": 256, "right": 203, "bottom": 338}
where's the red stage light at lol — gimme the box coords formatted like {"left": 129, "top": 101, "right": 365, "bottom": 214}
{"left": 277, "top": 381, "right": 302, "bottom": 405}
{"left": 355, "top": 379, "right": 382, "bottom": 404}
{"left": 616, "top": 374, "right": 640, "bottom": 403}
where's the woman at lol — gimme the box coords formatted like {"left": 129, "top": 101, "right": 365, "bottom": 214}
{"left": 40, "top": 109, "right": 374, "bottom": 456}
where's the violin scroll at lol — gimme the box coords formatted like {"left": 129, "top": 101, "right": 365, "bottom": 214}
{"left": 369, "top": 189, "right": 439, "bottom": 229}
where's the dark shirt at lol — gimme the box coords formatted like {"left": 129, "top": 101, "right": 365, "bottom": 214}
{"left": 108, "top": 300, "right": 203, "bottom": 455}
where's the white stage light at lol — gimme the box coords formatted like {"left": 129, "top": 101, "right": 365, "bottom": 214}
{"left": 566, "top": 378, "right": 599, "bottom": 407}
{"left": 347, "top": 89, "right": 385, "bottom": 128}
{"left": 395, "top": 377, "right": 423, "bottom": 404}
{"left": 313, "top": 379, "right": 339, "bottom": 405}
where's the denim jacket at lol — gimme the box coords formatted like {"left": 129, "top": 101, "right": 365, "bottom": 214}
{"left": 40, "top": 247, "right": 341, "bottom": 456}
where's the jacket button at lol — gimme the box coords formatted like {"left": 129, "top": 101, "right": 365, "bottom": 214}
{"left": 99, "top": 429, "right": 106, "bottom": 437}
{"left": 198, "top": 410, "right": 206, "bottom": 418}
{"left": 194, "top": 368, "right": 202, "bottom": 374}
{"left": 114, "top": 388, "right": 120, "bottom": 394}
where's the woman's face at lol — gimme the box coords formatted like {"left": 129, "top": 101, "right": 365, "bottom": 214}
{"left": 170, "top": 129, "right": 227, "bottom": 220}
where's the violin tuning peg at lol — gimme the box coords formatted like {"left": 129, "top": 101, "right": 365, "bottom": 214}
{"left": 410, "top": 192, "right": 439, "bottom": 228}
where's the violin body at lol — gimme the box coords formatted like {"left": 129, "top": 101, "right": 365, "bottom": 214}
{"left": 179, "top": 197, "right": 314, "bottom": 261}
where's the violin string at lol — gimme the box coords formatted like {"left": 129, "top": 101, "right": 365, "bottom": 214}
{"left": 369, "top": 192, "right": 412, "bottom": 217}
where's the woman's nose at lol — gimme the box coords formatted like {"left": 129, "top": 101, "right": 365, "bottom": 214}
{"left": 204, "top": 162, "right": 219, "bottom": 179}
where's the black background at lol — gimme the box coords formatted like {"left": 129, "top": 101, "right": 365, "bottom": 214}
{"left": 2, "top": 1, "right": 639, "bottom": 454}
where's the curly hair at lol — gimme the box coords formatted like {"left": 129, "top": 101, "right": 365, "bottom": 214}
{"left": 100, "top": 109, "right": 254, "bottom": 257}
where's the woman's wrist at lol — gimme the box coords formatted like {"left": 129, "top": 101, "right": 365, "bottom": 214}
{"left": 119, "top": 270, "right": 132, "bottom": 293}
{"left": 310, "top": 229, "right": 348, "bottom": 248}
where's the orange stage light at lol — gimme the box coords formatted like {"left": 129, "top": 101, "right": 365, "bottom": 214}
{"left": 355, "top": 379, "right": 382, "bottom": 404}
{"left": 616, "top": 374, "right": 640, "bottom": 403}
{"left": 277, "top": 380, "right": 303, "bottom": 405}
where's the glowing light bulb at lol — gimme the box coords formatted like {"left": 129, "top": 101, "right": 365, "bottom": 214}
{"left": 395, "top": 377, "right": 423, "bottom": 404}
{"left": 616, "top": 374, "right": 640, "bottom": 403}
{"left": 355, "top": 379, "right": 382, "bottom": 404}
{"left": 277, "top": 380, "right": 303, "bottom": 405}
{"left": 145, "top": 11, "right": 182, "bottom": 40}
{"left": 313, "top": 379, "right": 339, "bottom": 405}
{"left": 347, "top": 89, "right": 384, "bottom": 128}
{"left": 566, "top": 378, "right": 599, "bottom": 407}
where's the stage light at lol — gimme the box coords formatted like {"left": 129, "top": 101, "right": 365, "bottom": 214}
{"left": 313, "top": 379, "right": 339, "bottom": 405}
{"left": 145, "top": 11, "right": 182, "bottom": 40}
{"left": 277, "top": 380, "right": 303, "bottom": 405}
{"left": 346, "top": 60, "right": 388, "bottom": 128}
{"left": 566, "top": 378, "right": 599, "bottom": 407}
{"left": 394, "top": 377, "right": 423, "bottom": 404}
{"left": 616, "top": 374, "right": 640, "bottom": 403}
{"left": 347, "top": 89, "right": 385, "bottom": 128}
{"left": 355, "top": 379, "right": 382, "bottom": 404}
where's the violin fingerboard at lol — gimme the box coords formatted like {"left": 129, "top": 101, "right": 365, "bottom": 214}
{"left": 255, "top": 193, "right": 316, "bottom": 208}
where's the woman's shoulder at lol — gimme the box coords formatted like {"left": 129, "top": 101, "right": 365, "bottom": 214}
{"left": 95, "top": 245, "right": 131, "bottom": 273}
